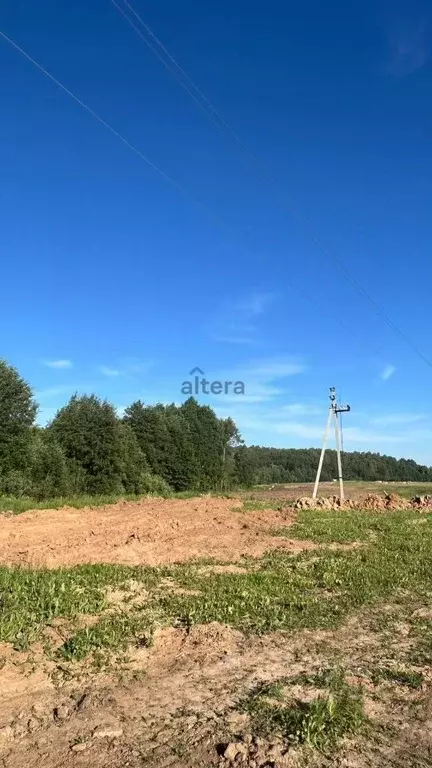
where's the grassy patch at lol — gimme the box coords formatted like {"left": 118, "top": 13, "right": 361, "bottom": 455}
{"left": 2, "top": 507, "right": 432, "bottom": 660}
{"left": 240, "top": 499, "right": 282, "bottom": 512}
{"left": 0, "top": 564, "right": 160, "bottom": 649}
{"left": 280, "top": 509, "right": 421, "bottom": 544}
{"left": 240, "top": 670, "right": 365, "bottom": 750}
{"left": 384, "top": 484, "right": 432, "bottom": 499}
{"left": 0, "top": 493, "right": 154, "bottom": 515}
{"left": 59, "top": 610, "right": 155, "bottom": 661}
{"left": 159, "top": 512, "right": 432, "bottom": 633}
{"left": 370, "top": 666, "right": 424, "bottom": 689}
{"left": 291, "top": 667, "right": 347, "bottom": 689}
{"left": 0, "top": 490, "right": 240, "bottom": 514}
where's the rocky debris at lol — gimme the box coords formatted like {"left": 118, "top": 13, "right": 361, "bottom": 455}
{"left": 0, "top": 725, "right": 14, "bottom": 745}
{"left": 361, "top": 493, "right": 410, "bottom": 511}
{"left": 220, "top": 735, "right": 289, "bottom": 767}
{"left": 225, "top": 711, "right": 251, "bottom": 735}
{"left": 70, "top": 742, "right": 88, "bottom": 752}
{"left": 92, "top": 723, "right": 124, "bottom": 739}
{"left": 54, "top": 703, "right": 70, "bottom": 722}
{"left": 26, "top": 717, "right": 39, "bottom": 734}
{"left": 293, "top": 492, "right": 432, "bottom": 512}
{"left": 224, "top": 742, "right": 247, "bottom": 760}
{"left": 294, "top": 495, "right": 342, "bottom": 510}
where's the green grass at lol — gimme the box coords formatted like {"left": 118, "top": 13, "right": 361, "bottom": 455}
{"left": 2, "top": 506, "right": 432, "bottom": 661}
{"left": 239, "top": 669, "right": 365, "bottom": 750}
{"left": 159, "top": 512, "right": 432, "bottom": 633}
{"left": 0, "top": 564, "right": 160, "bottom": 649}
{"left": 381, "top": 484, "right": 432, "bottom": 499}
{"left": 370, "top": 666, "right": 424, "bottom": 689}
{"left": 0, "top": 490, "right": 240, "bottom": 515}
{"left": 0, "top": 493, "right": 152, "bottom": 515}
{"left": 59, "top": 611, "right": 155, "bottom": 661}
{"left": 277, "top": 508, "right": 424, "bottom": 543}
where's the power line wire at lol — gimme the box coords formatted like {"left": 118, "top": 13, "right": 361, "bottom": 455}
{"left": 0, "top": 28, "right": 399, "bottom": 364}
{"left": 110, "top": 0, "right": 432, "bottom": 369}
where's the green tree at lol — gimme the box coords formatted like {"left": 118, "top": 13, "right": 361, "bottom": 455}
{"left": 116, "top": 422, "right": 150, "bottom": 494}
{"left": 181, "top": 398, "right": 224, "bottom": 490}
{"left": 49, "top": 394, "right": 124, "bottom": 494}
{"left": 234, "top": 445, "right": 256, "bottom": 487}
{"left": 29, "top": 429, "right": 72, "bottom": 500}
{"left": 0, "top": 359, "right": 37, "bottom": 479}
{"left": 124, "top": 401, "right": 172, "bottom": 479}
{"left": 220, "top": 417, "right": 242, "bottom": 490}
{"left": 163, "top": 405, "right": 198, "bottom": 491}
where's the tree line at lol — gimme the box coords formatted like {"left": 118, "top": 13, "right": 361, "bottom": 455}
{"left": 0, "top": 359, "right": 431, "bottom": 500}
{"left": 0, "top": 359, "right": 246, "bottom": 498}
{"left": 242, "top": 446, "right": 432, "bottom": 484}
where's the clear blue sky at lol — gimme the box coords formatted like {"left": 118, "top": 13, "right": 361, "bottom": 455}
{"left": 1, "top": 0, "right": 432, "bottom": 462}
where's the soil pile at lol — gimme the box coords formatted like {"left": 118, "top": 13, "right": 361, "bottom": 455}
{"left": 294, "top": 492, "right": 432, "bottom": 512}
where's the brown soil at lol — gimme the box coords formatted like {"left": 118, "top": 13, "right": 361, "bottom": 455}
{"left": 1, "top": 495, "right": 431, "bottom": 767}
{"left": 0, "top": 497, "right": 303, "bottom": 568}
{"left": 1, "top": 605, "right": 431, "bottom": 768}
{"left": 248, "top": 482, "right": 432, "bottom": 508}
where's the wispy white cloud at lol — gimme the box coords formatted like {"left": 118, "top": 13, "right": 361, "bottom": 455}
{"left": 370, "top": 413, "right": 427, "bottom": 427}
{"left": 99, "top": 365, "right": 121, "bottom": 377}
{"left": 281, "top": 403, "right": 323, "bottom": 416}
{"left": 225, "top": 412, "right": 432, "bottom": 447}
{"left": 98, "top": 360, "right": 154, "bottom": 378}
{"left": 384, "top": 18, "right": 430, "bottom": 75}
{"left": 44, "top": 359, "right": 73, "bottom": 369}
{"left": 206, "top": 357, "right": 306, "bottom": 404}
{"left": 380, "top": 364, "right": 396, "bottom": 381}
{"left": 209, "top": 291, "right": 276, "bottom": 344}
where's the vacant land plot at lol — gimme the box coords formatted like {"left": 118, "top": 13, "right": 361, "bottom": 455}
{"left": 246, "top": 480, "right": 432, "bottom": 502}
{"left": 0, "top": 496, "right": 305, "bottom": 568}
{"left": 0, "top": 493, "right": 432, "bottom": 767}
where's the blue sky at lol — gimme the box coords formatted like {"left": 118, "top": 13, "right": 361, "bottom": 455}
{"left": 1, "top": 0, "right": 432, "bottom": 463}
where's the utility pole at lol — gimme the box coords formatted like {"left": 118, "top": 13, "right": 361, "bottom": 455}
{"left": 313, "top": 387, "right": 351, "bottom": 501}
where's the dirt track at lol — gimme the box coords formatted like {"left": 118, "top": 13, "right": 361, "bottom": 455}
{"left": 0, "top": 497, "right": 304, "bottom": 568}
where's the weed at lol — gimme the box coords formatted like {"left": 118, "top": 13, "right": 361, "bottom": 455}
{"left": 0, "top": 563, "right": 159, "bottom": 648}
{"left": 371, "top": 666, "right": 424, "bottom": 688}
{"left": 59, "top": 610, "right": 155, "bottom": 661}
{"left": 291, "top": 667, "right": 346, "bottom": 690}
{"left": 240, "top": 672, "right": 365, "bottom": 750}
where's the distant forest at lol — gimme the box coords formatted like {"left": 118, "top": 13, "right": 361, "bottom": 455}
{"left": 243, "top": 446, "right": 432, "bottom": 484}
{"left": 1, "top": 358, "right": 431, "bottom": 500}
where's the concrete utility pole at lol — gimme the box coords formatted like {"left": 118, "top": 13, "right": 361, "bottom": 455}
{"left": 313, "top": 387, "right": 351, "bottom": 501}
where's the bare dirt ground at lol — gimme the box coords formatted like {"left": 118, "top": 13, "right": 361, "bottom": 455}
{"left": 1, "top": 609, "right": 431, "bottom": 768}
{"left": 1, "top": 492, "right": 432, "bottom": 767}
{"left": 0, "top": 497, "right": 304, "bottom": 568}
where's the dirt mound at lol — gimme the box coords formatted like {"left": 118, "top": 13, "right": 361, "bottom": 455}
{"left": 293, "top": 492, "right": 427, "bottom": 511}
{"left": 0, "top": 497, "right": 301, "bottom": 569}
{"left": 293, "top": 495, "right": 345, "bottom": 510}
{"left": 410, "top": 494, "right": 432, "bottom": 509}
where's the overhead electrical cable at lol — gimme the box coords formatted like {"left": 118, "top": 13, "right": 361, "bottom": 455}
{"left": 0, "top": 29, "right": 400, "bottom": 363}
{"left": 109, "top": 0, "right": 432, "bottom": 369}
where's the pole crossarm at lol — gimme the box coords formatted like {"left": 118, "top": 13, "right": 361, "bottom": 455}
{"left": 334, "top": 405, "right": 350, "bottom": 414}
